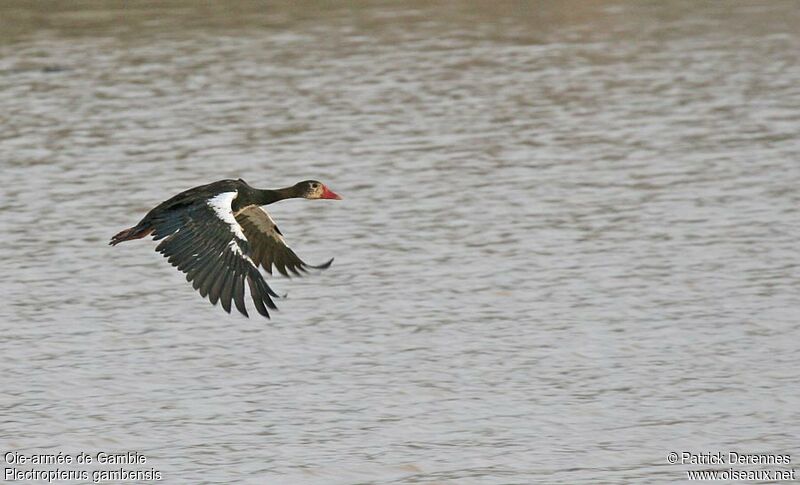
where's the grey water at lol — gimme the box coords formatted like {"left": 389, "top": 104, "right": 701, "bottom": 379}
{"left": 1, "top": 1, "right": 799, "bottom": 483}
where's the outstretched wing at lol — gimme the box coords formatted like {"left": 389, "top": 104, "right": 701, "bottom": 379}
{"left": 149, "top": 192, "right": 279, "bottom": 318}
{"left": 234, "top": 205, "right": 333, "bottom": 277}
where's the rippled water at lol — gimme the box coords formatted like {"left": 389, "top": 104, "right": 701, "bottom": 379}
{"left": 2, "top": 2, "right": 799, "bottom": 483}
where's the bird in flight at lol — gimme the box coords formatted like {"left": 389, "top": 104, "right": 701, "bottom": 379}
{"left": 110, "top": 178, "right": 342, "bottom": 318}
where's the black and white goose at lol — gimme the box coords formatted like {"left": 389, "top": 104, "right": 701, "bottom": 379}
{"left": 110, "top": 179, "right": 342, "bottom": 318}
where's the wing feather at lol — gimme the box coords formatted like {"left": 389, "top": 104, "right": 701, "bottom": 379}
{"left": 247, "top": 276, "right": 270, "bottom": 317}
{"left": 150, "top": 192, "right": 280, "bottom": 318}
{"left": 234, "top": 205, "right": 334, "bottom": 277}
{"left": 208, "top": 249, "right": 231, "bottom": 305}
{"left": 232, "top": 273, "right": 248, "bottom": 317}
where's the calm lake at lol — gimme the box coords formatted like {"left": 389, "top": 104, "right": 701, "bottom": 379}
{"left": 1, "top": 1, "right": 799, "bottom": 483}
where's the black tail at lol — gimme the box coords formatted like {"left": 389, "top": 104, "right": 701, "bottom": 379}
{"left": 110, "top": 225, "right": 152, "bottom": 246}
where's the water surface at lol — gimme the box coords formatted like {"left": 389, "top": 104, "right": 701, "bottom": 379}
{"left": 1, "top": 2, "right": 799, "bottom": 483}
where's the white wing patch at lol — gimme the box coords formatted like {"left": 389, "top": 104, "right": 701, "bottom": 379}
{"left": 208, "top": 192, "right": 247, "bottom": 241}
{"left": 228, "top": 240, "right": 255, "bottom": 265}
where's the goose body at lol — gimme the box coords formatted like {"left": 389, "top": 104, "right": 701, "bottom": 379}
{"left": 110, "top": 178, "right": 341, "bottom": 318}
